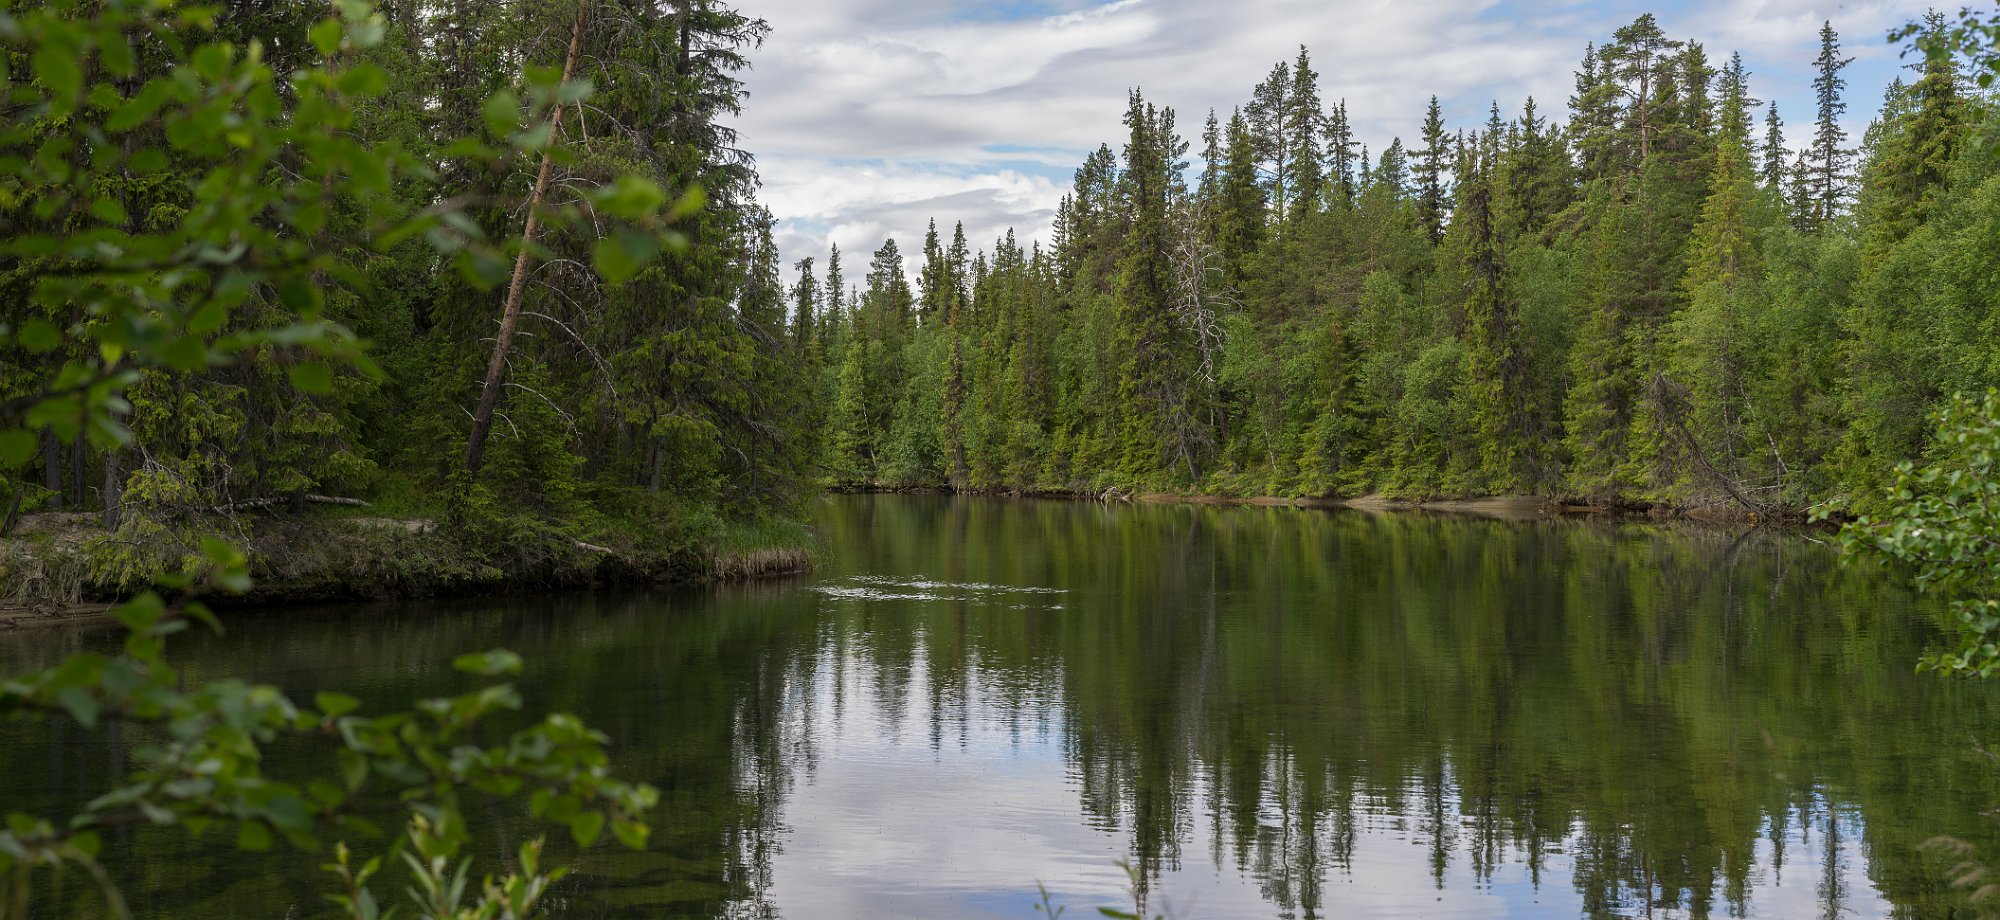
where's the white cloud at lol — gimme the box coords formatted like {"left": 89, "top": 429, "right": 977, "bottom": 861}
{"left": 731, "top": 0, "right": 1924, "bottom": 285}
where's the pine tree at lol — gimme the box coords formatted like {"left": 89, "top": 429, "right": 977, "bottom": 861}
{"left": 1862, "top": 14, "right": 1966, "bottom": 249}
{"left": 1571, "top": 42, "right": 1621, "bottom": 180}
{"left": 1324, "top": 99, "right": 1359, "bottom": 206}
{"left": 919, "top": 219, "right": 946, "bottom": 323}
{"left": 1112, "top": 91, "right": 1209, "bottom": 482}
{"left": 1666, "top": 130, "right": 1764, "bottom": 496}
{"left": 1248, "top": 62, "right": 1293, "bottom": 214}
{"left": 1601, "top": 14, "right": 1682, "bottom": 165}
{"left": 1501, "top": 97, "right": 1572, "bottom": 238}
{"left": 1455, "top": 141, "right": 1531, "bottom": 490}
{"left": 1806, "top": 20, "right": 1855, "bottom": 228}
{"left": 1214, "top": 108, "right": 1267, "bottom": 285}
{"left": 1285, "top": 47, "right": 1326, "bottom": 218}
{"left": 1416, "top": 96, "right": 1450, "bottom": 242}
{"left": 1719, "top": 51, "right": 1760, "bottom": 151}
{"left": 825, "top": 244, "right": 846, "bottom": 327}
{"left": 792, "top": 257, "right": 819, "bottom": 352}
{"left": 1761, "top": 102, "right": 1787, "bottom": 191}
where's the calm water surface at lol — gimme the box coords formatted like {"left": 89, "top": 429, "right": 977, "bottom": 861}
{"left": 6, "top": 494, "right": 2000, "bottom": 919}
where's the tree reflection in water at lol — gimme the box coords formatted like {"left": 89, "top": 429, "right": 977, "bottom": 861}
{"left": 1, "top": 494, "right": 1995, "bottom": 919}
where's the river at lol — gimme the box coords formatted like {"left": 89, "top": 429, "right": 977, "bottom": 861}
{"left": 6, "top": 493, "right": 2000, "bottom": 918}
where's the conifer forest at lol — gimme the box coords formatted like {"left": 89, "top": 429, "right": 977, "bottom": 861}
{"left": 808, "top": 14, "right": 1993, "bottom": 517}
{"left": 11, "top": 2, "right": 2000, "bottom": 919}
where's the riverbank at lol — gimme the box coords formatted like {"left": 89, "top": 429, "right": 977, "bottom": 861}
{"left": 0, "top": 509, "right": 815, "bottom": 630}
{"left": 830, "top": 484, "right": 1805, "bottom": 524}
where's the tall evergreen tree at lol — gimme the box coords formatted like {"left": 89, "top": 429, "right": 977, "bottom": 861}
{"left": 1325, "top": 99, "right": 1359, "bottom": 206}
{"left": 1806, "top": 20, "right": 1856, "bottom": 228}
{"left": 1761, "top": 102, "right": 1788, "bottom": 191}
{"left": 1285, "top": 47, "right": 1326, "bottom": 218}
{"left": 1416, "top": 96, "right": 1450, "bottom": 242}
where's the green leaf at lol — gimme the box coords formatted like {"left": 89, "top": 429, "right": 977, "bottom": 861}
{"left": 316, "top": 692, "right": 361, "bottom": 719}
{"left": 32, "top": 44, "right": 83, "bottom": 102}
{"left": 183, "top": 603, "right": 225, "bottom": 636}
{"left": 309, "top": 18, "right": 344, "bottom": 57}
{"left": 594, "top": 176, "right": 668, "bottom": 219}
{"left": 188, "top": 300, "right": 228, "bottom": 336}
{"left": 237, "top": 820, "right": 273, "bottom": 852}
{"left": 668, "top": 185, "right": 707, "bottom": 220}
{"left": 452, "top": 649, "right": 522, "bottom": 677}
{"left": 90, "top": 196, "right": 129, "bottom": 226}
{"left": 56, "top": 687, "right": 99, "bottom": 730}
{"left": 592, "top": 232, "right": 658, "bottom": 285}
{"left": 0, "top": 431, "right": 36, "bottom": 467}
{"left": 567, "top": 812, "right": 604, "bottom": 848}
{"left": 109, "top": 593, "right": 168, "bottom": 633}
{"left": 337, "top": 63, "right": 388, "bottom": 97}
{"left": 338, "top": 748, "right": 368, "bottom": 793}
{"left": 290, "top": 362, "right": 334, "bottom": 394}
{"left": 19, "top": 319, "right": 60, "bottom": 353}
{"left": 107, "top": 81, "right": 172, "bottom": 132}
{"left": 611, "top": 817, "right": 650, "bottom": 850}
{"left": 482, "top": 90, "right": 520, "bottom": 138}
{"left": 157, "top": 335, "right": 210, "bottom": 371}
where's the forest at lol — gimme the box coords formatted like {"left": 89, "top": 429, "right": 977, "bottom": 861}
{"left": 806, "top": 13, "right": 1994, "bottom": 516}
{"left": 7, "top": 3, "right": 2000, "bottom": 919}
{"left": 0, "top": 0, "right": 817, "bottom": 590}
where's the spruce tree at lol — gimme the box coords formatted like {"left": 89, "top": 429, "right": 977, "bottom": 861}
{"left": 1667, "top": 130, "right": 1764, "bottom": 496}
{"left": 1807, "top": 20, "right": 1855, "bottom": 228}
{"left": 1285, "top": 47, "right": 1326, "bottom": 218}
{"left": 1416, "top": 96, "right": 1450, "bottom": 242}
{"left": 1456, "top": 142, "right": 1530, "bottom": 490}
{"left": 919, "top": 219, "right": 946, "bottom": 323}
{"left": 1863, "top": 14, "right": 1966, "bottom": 248}
{"left": 1718, "top": 51, "right": 1759, "bottom": 150}
{"left": 792, "top": 258, "right": 819, "bottom": 352}
{"left": 1248, "top": 62, "right": 1293, "bottom": 213}
{"left": 1324, "top": 99, "right": 1359, "bottom": 206}
{"left": 1760, "top": 102, "right": 1787, "bottom": 191}
{"left": 1215, "top": 108, "right": 1267, "bottom": 285}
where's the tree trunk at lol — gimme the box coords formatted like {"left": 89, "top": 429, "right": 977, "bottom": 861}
{"left": 41, "top": 430, "right": 62, "bottom": 511}
{"left": 463, "top": 7, "right": 588, "bottom": 476}
{"left": 100, "top": 451, "right": 121, "bottom": 531}
{"left": 69, "top": 438, "right": 85, "bottom": 509}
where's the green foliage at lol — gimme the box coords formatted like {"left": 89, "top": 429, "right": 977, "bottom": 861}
{"left": 808, "top": 17, "right": 1999, "bottom": 515}
{"left": 1832, "top": 391, "right": 2000, "bottom": 676}
{"left": 0, "top": 549, "right": 656, "bottom": 917}
{"left": 0, "top": 0, "right": 813, "bottom": 913}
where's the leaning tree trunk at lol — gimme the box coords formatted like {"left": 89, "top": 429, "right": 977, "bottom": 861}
{"left": 463, "top": 6, "right": 587, "bottom": 475}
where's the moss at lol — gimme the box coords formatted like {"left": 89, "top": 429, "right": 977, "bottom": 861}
{"left": 0, "top": 501, "right": 815, "bottom": 616}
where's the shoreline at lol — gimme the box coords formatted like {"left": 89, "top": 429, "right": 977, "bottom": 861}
{"left": 828, "top": 484, "right": 1814, "bottom": 525}
{"left": 0, "top": 512, "right": 815, "bottom": 632}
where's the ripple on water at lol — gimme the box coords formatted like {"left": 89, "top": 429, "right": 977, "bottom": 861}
{"left": 811, "top": 575, "right": 1067, "bottom": 610}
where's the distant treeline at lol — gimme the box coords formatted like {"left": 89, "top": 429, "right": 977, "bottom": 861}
{"left": 797, "top": 14, "right": 1991, "bottom": 513}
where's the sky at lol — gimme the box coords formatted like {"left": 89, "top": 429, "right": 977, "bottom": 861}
{"left": 727, "top": 0, "right": 1933, "bottom": 283}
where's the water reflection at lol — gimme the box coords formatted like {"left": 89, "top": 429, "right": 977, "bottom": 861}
{"left": 4, "top": 494, "right": 1998, "bottom": 919}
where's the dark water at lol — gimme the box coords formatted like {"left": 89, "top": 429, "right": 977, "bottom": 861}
{"left": 7, "top": 494, "right": 2000, "bottom": 919}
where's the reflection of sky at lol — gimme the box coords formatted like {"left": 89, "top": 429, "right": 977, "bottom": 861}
{"left": 764, "top": 577, "right": 1898, "bottom": 919}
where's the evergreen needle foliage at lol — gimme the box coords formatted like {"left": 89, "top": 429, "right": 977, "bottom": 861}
{"left": 807, "top": 14, "right": 1998, "bottom": 517}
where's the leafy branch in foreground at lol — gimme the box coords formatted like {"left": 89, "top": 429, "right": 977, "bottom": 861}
{"left": 0, "top": 0, "right": 681, "bottom": 915}
{"left": 1826, "top": 391, "right": 2000, "bottom": 676}
{"left": 0, "top": 556, "right": 655, "bottom": 918}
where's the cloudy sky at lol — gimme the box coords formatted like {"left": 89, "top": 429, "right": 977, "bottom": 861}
{"left": 728, "top": 0, "right": 1928, "bottom": 281}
